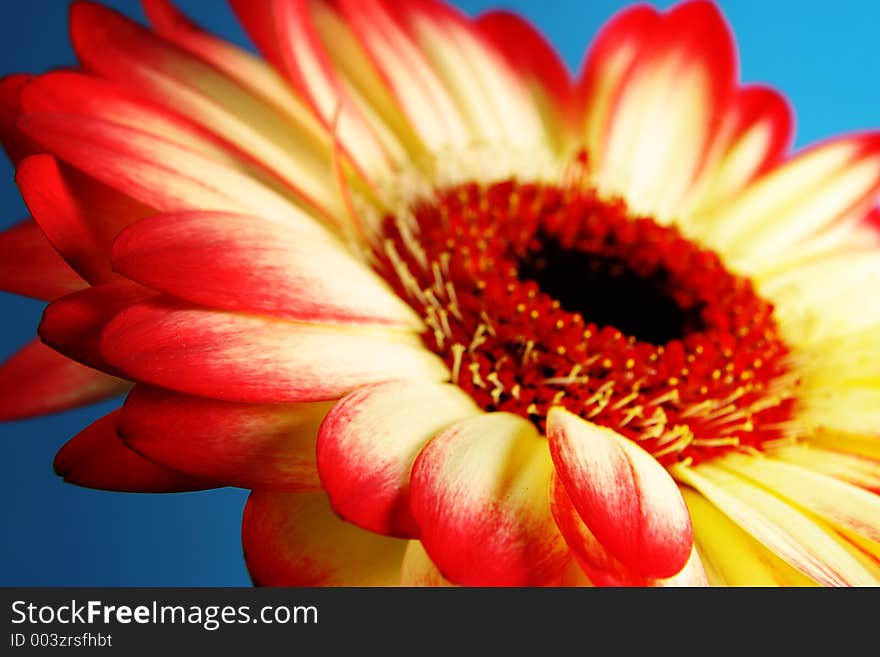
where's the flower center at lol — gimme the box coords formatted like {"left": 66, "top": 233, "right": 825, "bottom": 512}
{"left": 374, "top": 178, "right": 799, "bottom": 465}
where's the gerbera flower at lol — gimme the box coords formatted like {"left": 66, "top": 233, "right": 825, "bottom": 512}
{"left": 2, "top": 0, "right": 880, "bottom": 587}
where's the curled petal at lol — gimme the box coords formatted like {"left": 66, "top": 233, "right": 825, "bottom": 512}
{"left": 546, "top": 406, "right": 693, "bottom": 579}
{"left": 551, "top": 476, "right": 707, "bottom": 587}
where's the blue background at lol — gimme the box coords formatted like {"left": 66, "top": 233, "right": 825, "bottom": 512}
{"left": 0, "top": 1, "right": 877, "bottom": 585}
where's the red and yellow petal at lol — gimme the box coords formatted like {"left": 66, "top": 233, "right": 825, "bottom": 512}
{"left": 253, "top": 0, "right": 397, "bottom": 176}
{"left": 242, "top": 490, "right": 408, "bottom": 586}
{"left": 119, "top": 385, "right": 330, "bottom": 491}
{"left": 550, "top": 477, "right": 706, "bottom": 587}
{"left": 476, "top": 10, "right": 576, "bottom": 138}
{"left": 112, "top": 211, "right": 420, "bottom": 329}
{"left": 685, "top": 85, "right": 794, "bottom": 216}
{"left": 383, "top": 0, "right": 546, "bottom": 151}
{"left": 546, "top": 407, "right": 693, "bottom": 579}
{"left": 317, "top": 380, "right": 479, "bottom": 537}
{"left": 721, "top": 453, "right": 880, "bottom": 546}
{"left": 683, "top": 488, "right": 816, "bottom": 586}
{"left": 699, "top": 134, "right": 880, "bottom": 273}
{"left": 409, "top": 412, "right": 568, "bottom": 586}
{"left": 585, "top": 1, "right": 736, "bottom": 220}
{"left": 16, "top": 111, "right": 315, "bottom": 233}
{"left": 70, "top": 2, "right": 344, "bottom": 223}
{"left": 100, "top": 298, "right": 448, "bottom": 404}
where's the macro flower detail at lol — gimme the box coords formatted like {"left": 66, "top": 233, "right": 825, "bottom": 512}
{"left": 2, "top": 0, "right": 880, "bottom": 587}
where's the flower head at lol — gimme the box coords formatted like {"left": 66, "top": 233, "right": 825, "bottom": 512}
{"left": 2, "top": 0, "right": 880, "bottom": 586}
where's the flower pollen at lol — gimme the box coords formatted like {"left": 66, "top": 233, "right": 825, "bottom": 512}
{"left": 375, "top": 175, "right": 799, "bottom": 466}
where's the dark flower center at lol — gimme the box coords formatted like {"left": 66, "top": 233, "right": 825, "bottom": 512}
{"left": 517, "top": 234, "right": 705, "bottom": 345}
{"left": 375, "top": 177, "right": 798, "bottom": 465}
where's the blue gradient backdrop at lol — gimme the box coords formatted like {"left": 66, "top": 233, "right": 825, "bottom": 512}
{"left": 0, "top": 1, "right": 877, "bottom": 585}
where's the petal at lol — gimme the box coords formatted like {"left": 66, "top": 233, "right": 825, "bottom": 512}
{"left": 112, "top": 211, "right": 421, "bottom": 329}
{"left": 242, "top": 490, "right": 408, "bottom": 586}
{"left": 238, "top": 0, "right": 395, "bottom": 176}
{"left": 578, "top": 4, "right": 659, "bottom": 163}
{"left": 550, "top": 475, "right": 646, "bottom": 586}
{"left": 39, "top": 281, "right": 155, "bottom": 372}
{"left": 317, "top": 380, "right": 479, "bottom": 537}
{"left": 550, "top": 475, "right": 706, "bottom": 587}
{"left": 70, "top": 2, "right": 343, "bottom": 224}
{"left": 118, "top": 385, "right": 330, "bottom": 491}
{"left": 682, "top": 487, "right": 816, "bottom": 586}
{"left": 409, "top": 412, "right": 568, "bottom": 586}
{"left": 0, "top": 74, "right": 40, "bottom": 164}
{"left": 721, "top": 453, "right": 880, "bottom": 546}
{"left": 475, "top": 10, "right": 576, "bottom": 136}
{"left": 54, "top": 409, "right": 219, "bottom": 493}
{"left": 143, "top": 0, "right": 307, "bottom": 122}
{"left": 0, "top": 339, "right": 128, "bottom": 421}
{"left": 0, "top": 218, "right": 86, "bottom": 301}
{"left": 546, "top": 406, "right": 693, "bottom": 579}
{"left": 589, "top": 1, "right": 737, "bottom": 220}
{"left": 100, "top": 298, "right": 448, "bottom": 404}
{"left": 381, "top": 0, "right": 546, "bottom": 151}
{"left": 697, "top": 134, "right": 880, "bottom": 272}
{"left": 770, "top": 443, "right": 880, "bottom": 494}
{"left": 399, "top": 540, "right": 454, "bottom": 586}
{"left": 332, "top": 0, "right": 471, "bottom": 152}
{"left": 673, "top": 462, "right": 879, "bottom": 586}
{"left": 20, "top": 71, "right": 233, "bottom": 165}
{"left": 16, "top": 154, "right": 150, "bottom": 284}
{"left": 686, "top": 85, "right": 794, "bottom": 215}
{"left": 762, "top": 251, "right": 880, "bottom": 344}
{"left": 16, "top": 111, "right": 321, "bottom": 235}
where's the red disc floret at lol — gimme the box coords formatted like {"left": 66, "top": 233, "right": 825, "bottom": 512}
{"left": 374, "top": 180, "right": 797, "bottom": 465}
